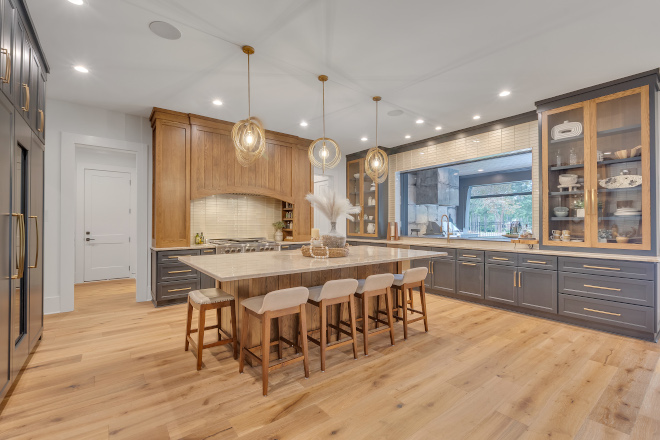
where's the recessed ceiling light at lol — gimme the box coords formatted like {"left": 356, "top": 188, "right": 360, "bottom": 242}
{"left": 416, "top": 119, "right": 424, "bottom": 124}
{"left": 300, "top": 121, "right": 308, "bottom": 127}
{"left": 473, "top": 115, "right": 481, "bottom": 120}
{"left": 149, "top": 21, "right": 181, "bottom": 40}
{"left": 405, "top": 135, "right": 411, "bottom": 139}
{"left": 499, "top": 90, "right": 511, "bottom": 97}
{"left": 478, "top": 169, "right": 484, "bottom": 172}
{"left": 360, "top": 137, "right": 368, "bottom": 141}
{"left": 473, "top": 140, "right": 480, "bottom": 143}
{"left": 388, "top": 110, "right": 404, "bottom": 117}
{"left": 68, "top": 0, "right": 84, "bottom": 4}
{"left": 212, "top": 99, "right": 222, "bottom": 106}
{"left": 420, "top": 152, "right": 425, "bottom": 155}
{"left": 435, "top": 126, "right": 442, "bottom": 131}
{"left": 74, "top": 65, "right": 89, "bottom": 73}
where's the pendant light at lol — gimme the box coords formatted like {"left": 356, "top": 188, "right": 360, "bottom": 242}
{"left": 232, "top": 45, "right": 266, "bottom": 167}
{"left": 308, "top": 75, "right": 341, "bottom": 173}
{"left": 365, "top": 96, "right": 388, "bottom": 183}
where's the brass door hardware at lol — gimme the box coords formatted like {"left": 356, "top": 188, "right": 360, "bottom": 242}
{"left": 38, "top": 109, "right": 44, "bottom": 132}
{"left": 168, "top": 270, "right": 192, "bottom": 274}
{"left": 11, "top": 213, "right": 24, "bottom": 279}
{"left": 584, "top": 284, "right": 621, "bottom": 292}
{"left": 462, "top": 262, "right": 476, "bottom": 266}
{"left": 513, "top": 271, "right": 517, "bottom": 287}
{"left": 167, "top": 287, "right": 192, "bottom": 293}
{"left": 0, "top": 48, "right": 10, "bottom": 83}
{"left": 527, "top": 260, "right": 546, "bottom": 264}
{"left": 584, "top": 308, "right": 621, "bottom": 317}
{"left": 518, "top": 271, "right": 522, "bottom": 287}
{"left": 583, "top": 265, "right": 620, "bottom": 271}
{"left": 492, "top": 257, "right": 509, "bottom": 261}
{"left": 28, "top": 215, "right": 38, "bottom": 268}
{"left": 168, "top": 255, "right": 193, "bottom": 259}
{"left": 21, "top": 83, "right": 29, "bottom": 111}
{"left": 463, "top": 254, "right": 477, "bottom": 258}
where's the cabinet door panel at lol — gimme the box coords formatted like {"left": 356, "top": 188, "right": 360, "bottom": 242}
{"left": 517, "top": 267, "right": 557, "bottom": 313}
{"left": 432, "top": 258, "right": 455, "bottom": 294}
{"left": 411, "top": 258, "right": 432, "bottom": 289}
{"left": 456, "top": 262, "right": 484, "bottom": 299}
{"left": 28, "top": 137, "right": 43, "bottom": 349}
{"left": 1, "top": 0, "right": 15, "bottom": 102}
{"left": 485, "top": 264, "right": 516, "bottom": 304}
{"left": 0, "top": 94, "right": 12, "bottom": 398}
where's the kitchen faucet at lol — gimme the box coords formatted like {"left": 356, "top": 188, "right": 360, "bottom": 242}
{"left": 440, "top": 214, "right": 452, "bottom": 244}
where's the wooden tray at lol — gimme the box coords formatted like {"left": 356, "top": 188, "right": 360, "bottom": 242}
{"left": 301, "top": 244, "right": 349, "bottom": 258}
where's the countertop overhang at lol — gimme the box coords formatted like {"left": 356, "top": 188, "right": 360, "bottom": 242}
{"left": 178, "top": 246, "right": 446, "bottom": 282}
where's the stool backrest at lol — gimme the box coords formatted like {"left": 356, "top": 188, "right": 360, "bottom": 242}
{"left": 363, "top": 273, "right": 395, "bottom": 291}
{"left": 260, "top": 286, "right": 310, "bottom": 313}
{"left": 401, "top": 266, "right": 428, "bottom": 284}
{"left": 320, "top": 279, "right": 358, "bottom": 300}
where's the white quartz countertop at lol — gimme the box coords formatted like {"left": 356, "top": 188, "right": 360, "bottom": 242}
{"left": 348, "top": 238, "right": 660, "bottom": 263}
{"left": 178, "top": 245, "right": 446, "bottom": 281}
{"left": 151, "top": 244, "right": 216, "bottom": 252}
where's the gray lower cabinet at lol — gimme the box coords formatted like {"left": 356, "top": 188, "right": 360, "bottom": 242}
{"left": 485, "top": 264, "right": 516, "bottom": 304}
{"left": 151, "top": 247, "right": 217, "bottom": 306}
{"left": 411, "top": 257, "right": 432, "bottom": 289}
{"left": 518, "top": 267, "right": 557, "bottom": 313}
{"left": 456, "top": 261, "right": 484, "bottom": 298}
{"left": 432, "top": 258, "right": 456, "bottom": 294}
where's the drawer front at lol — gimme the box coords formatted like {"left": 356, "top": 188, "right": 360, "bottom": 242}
{"left": 457, "top": 249, "right": 484, "bottom": 262}
{"left": 518, "top": 254, "right": 558, "bottom": 270}
{"left": 280, "top": 243, "right": 304, "bottom": 250}
{"left": 558, "top": 294, "right": 654, "bottom": 332}
{"left": 456, "top": 261, "right": 484, "bottom": 298}
{"left": 433, "top": 247, "right": 456, "bottom": 260}
{"left": 157, "top": 249, "right": 202, "bottom": 264}
{"left": 485, "top": 251, "right": 516, "bottom": 266}
{"left": 157, "top": 263, "right": 199, "bottom": 282}
{"left": 559, "top": 272, "right": 654, "bottom": 307}
{"left": 157, "top": 279, "right": 199, "bottom": 301}
{"left": 558, "top": 257, "right": 655, "bottom": 280}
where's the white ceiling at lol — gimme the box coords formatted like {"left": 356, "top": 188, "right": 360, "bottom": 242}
{"left": 28, "top": 0, "right": 660, "bottom": 154}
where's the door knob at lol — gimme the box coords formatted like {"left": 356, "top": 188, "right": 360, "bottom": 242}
{"left": 86, "top": 238, "right": 95, "bottom": 241}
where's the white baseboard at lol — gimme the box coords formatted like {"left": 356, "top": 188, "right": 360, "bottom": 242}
{"left": 44, "top": 296, "right": 61, "bottom": 315}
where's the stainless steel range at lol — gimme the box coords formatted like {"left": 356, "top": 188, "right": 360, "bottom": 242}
{"left": 208, "top": 237, "right": 281, "bottom": 254}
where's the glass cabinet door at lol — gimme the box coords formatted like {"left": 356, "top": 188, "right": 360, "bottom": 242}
{"left": 543, "top": 103, "right": 591, "bottom": 247}
{"left": 590, "top": 87, "right": 650, "bottom": 249}
{"left": 347, "top": 159, "right": 363, "bottom": 234}
{"left": 363, "top": 173, "right": 377, "bottom": 236}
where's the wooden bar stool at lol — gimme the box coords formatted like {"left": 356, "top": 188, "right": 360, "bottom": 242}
{"left": 390, "top": 267, "right": 429, "bottom": 339}
{"left": 344, "top": 273, "right": 395, "bottom": 356}
{"left": 185, "top": 288, "right": 238, "bottom": 371}
{"left": 238, "top": 286, "right": 310, "bottom": 396}
{"left": 307, "top": 279, "right": 359, "bottom": 372}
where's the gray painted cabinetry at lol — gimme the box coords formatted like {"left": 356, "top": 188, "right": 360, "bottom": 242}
{"left": 151, "top": 248, "right": 217, "bottom": 307}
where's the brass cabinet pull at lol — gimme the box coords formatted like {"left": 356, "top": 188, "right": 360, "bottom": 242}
{"left": 203, "top": 250, "right": 214, "bottom": 253}
{"left": 584, "top": 307, "right": 621, "bottom": 317}
{"left": 513, "top": 271, "right": 517, "bottom": 287}
{"left": 167, "top": 287, "right": 192, "bottom": 293}
{"left": 492, "top": 257, "right": 509, "bottom": 261}
{"left": 168, "top": 269, "right": 192, "bottom": 274}
{"left": 38, "top": 109, "right": 44, "bottom": 132}
{"left": 527, "top": 260, "right": 546, "bottom": 264}
{"left": 21, "top": 83, "right": 29, "bottom": 111}
{"left": 0, "top": 48, "right": 10, "bottom": 83}
{"left": 168, "top": 255, "right": 192, "bottom": 259}
{"left": 583, "top": 265, "right": 620, "bottom": 271}
{"left": 463, "top": 254, "right": 477, "bottom": 258}
{"left": 518, "top": 271, "right": 522, "bottom": 287}
{"left": 28, "top": 215, "right": 38, "bottom": 269}
{"left": 462, "top": 262, "right": 476, "bottom": 266}
{"left": 11, "top": 213, "right": 25, "bottom": 279}
{"left": 584, "top": 284, "right": 621, "bottom": 292}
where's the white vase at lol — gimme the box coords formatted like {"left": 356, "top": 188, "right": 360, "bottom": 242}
{"left": 274, "top": 230, "right": 283, "bottom": 242}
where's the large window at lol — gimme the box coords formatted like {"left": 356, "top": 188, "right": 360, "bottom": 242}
{"left": 466, "top": 180, "right": 533, "bottom": 237}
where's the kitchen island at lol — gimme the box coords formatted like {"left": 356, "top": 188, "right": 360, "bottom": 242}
{"left": 178, "top": 246, "right": 446, "bottom": 360}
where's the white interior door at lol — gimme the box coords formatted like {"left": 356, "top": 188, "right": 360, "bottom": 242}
{"left": 314, "top": 176, "right": 332, "bottom": 234}
{"left": 84, "top": 169, "right": 131, "bottom": 281}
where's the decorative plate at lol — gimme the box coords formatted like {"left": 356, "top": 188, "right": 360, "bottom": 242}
{"left": 599, "top": 175, "right": 642, "bottom": 189}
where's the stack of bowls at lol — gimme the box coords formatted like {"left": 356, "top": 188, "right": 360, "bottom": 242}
{"left": 553, "top": 207, "right": 569, "bottom": 217}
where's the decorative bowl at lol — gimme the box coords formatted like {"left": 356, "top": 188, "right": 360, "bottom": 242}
{"left": 553, "top": 207, "right": 569, "bottom": 217}
{"left": 558, "top": 174, "right": 578, "bottom": 185}
{"left": 599, "top": 175, "right": 642, "bottom": 189}
{"left": 616, "top": 236, "right": 630, "bottom": 243}
{"left": 630, "top": 145, "right": 642, "bottom": 157}
{"left": 614, "top": 149, "right": 630, "bottom": 159}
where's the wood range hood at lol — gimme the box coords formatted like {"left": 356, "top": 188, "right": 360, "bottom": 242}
{"left": 150, "top": 108, "right": 314, "bottom": 247}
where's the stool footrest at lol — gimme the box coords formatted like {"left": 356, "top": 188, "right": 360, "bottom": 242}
{"left": 189, "top": 324, "right": 219, "bottom": 334}
{"left": 327, "top": 323, "right": 353, "bottom": 338}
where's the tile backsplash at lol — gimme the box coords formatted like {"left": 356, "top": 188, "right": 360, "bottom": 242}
{"left": 191, "top": 194, "right": 282, "bottom": 242}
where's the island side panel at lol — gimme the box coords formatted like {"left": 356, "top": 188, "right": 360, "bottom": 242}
{"left": 219, "top": 262, "right": 400, "bottom": 360}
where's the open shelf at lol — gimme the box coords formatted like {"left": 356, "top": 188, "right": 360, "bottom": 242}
{"left": 550, "top": 156, "right": 641, "bottom": 172}
{"left": 549, "top": 191, "right": 584, "bottom": 196}
{"left": 598, "top": 187, "right": 641, "bottom": 193}
{"left": 549, "top": 124, "right": 641, "bottom": 145}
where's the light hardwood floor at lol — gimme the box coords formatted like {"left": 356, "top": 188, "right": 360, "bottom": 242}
{"left": 1, "top": 279, "right": 660, "bottom": 439}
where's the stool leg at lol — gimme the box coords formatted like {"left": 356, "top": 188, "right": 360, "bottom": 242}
{"left": 196, "top": 306, "right": 206, "bottom": 371}
{"left": 185, "top": 298, "right": 193, "bottom": 351}
{"left": 261, "top": 313, "right": 271, "bottom": 396}
{"left": 409, "top": 287, "right": 414, "bottom": 309}
{"left": 277, "top": 317, "right": 284, "bottom": 360}
{"left": 320, "top": 301, "right": 327, "bottom": 372}
{"left": 375, "top": 296, "right": 380, "bottom": 329}
{"left": 230, "top": 300, "right": 238, "bottom": 360}
{"left": 420, "top": 282, "right": 429, "bottom": 332}
{"left": 385, "top": 288, "right": 395, "bottom": 346}
{"left": 216, "top": 307, "right": 222, "bottom": 340}
{"left": 401, "top": 287, "right": 409, "bottom": 340}
{"left": 299, "top": 305, "right": 310, "bottom": 378}
{"left": 348, "top": 295, "right": 358, "bottom": 360}
{"left": 239, "top": 306, "right": 248, "bottom": 373}
{"left": 362, "top": 295, "right": 369, "bottom": 356}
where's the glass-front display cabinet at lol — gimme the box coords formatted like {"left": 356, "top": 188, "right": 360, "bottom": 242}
{"left": 347, "top": 158, "right": 378, "bottom": 237}
{"left": 542, "top": 85, "right": 651, "bottom": 250}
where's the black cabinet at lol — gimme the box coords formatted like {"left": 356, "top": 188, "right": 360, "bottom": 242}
{"left": 151, "top": 247, "right": 218, "bottom": 306}
{"left": 456, "top": 261, "right": 484, "bottom": 298}
{"left": 518, "top": 267, "right": 557, "bottom": 313}
{"left": 485, "top": 264, "right": 517, "bottom": 304}
{"left": 0, "top": 90, "right": 12, "bottom": 400}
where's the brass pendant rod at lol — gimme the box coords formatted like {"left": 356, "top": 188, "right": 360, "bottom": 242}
{"left": 375, "top": 99, "right": 378, "bottom": 152}
{"left": 322, "top": 80, "right": 326, "bottom": 172}
{"left": 247, "top": 52, "right": 251, "bottom": 120}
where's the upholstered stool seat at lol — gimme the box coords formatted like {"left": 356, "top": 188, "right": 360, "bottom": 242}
{"left": 388, "top": 267, "right": 429, "bottom": 339}
{"left": 306, "top": 279, "right": 359, "bottom": 371}
{"left": 185, "top": 288, "right": 238, "bottom": 370}
{"left": 341, "top": 273, "right": 395, "bottom": 355}
{"left": 239, "top": 287, "right": 311, "bottom": 396}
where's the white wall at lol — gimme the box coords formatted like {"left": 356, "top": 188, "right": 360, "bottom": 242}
{"left": 44, "top": 99, "right": 152, "bottom": 314}
{"left": 313, "top": 155, "right": 347, "bottom": 235}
